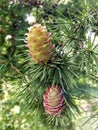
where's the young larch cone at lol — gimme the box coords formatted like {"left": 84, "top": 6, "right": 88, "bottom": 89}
{"left": 43, "top": 85, "right": 65, "bottom": 116}
{"left": 26, "top": 24, "right": 53, "bottom": 64}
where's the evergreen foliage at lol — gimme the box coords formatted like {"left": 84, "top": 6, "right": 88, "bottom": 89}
{"left": 0, "top": 0, "right": 98, "bottom": 130}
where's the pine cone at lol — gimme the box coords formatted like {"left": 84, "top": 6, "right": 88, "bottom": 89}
{"left": 26, "top": 24, "right": 53, "bottom": 64}
{"left": 43, "top": 85, "right": 65, "bottom": 116}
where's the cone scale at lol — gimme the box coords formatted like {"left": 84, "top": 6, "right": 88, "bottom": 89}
{"left": 43, "top": 85, "right": 65, "bottom": 116}
{"left": 26, "top": 24, "right": 53, "bottom": 64}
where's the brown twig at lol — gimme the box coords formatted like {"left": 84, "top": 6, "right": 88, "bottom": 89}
{"left": 11, "top": 64, "right": 23, "bottom": 76}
